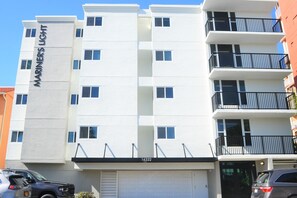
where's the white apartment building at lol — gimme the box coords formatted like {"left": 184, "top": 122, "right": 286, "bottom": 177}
{"left": 5, "top": 0, "right": 297, "bottom": 197}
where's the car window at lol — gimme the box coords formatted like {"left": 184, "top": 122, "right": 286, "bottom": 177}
{"left": 276, "top": 172, "right": 297, "bottom": 183}
{"left": 15, "top": 171, "right": 33, "bottom": 180}
{"left": 30, "top": 171, "right": 47, "bottom": 181}
{"left": 256, "top": 172, "right": 270, "bottom": 184}
{"left": 9, "top": 175, "right": 29, "bottom": 187}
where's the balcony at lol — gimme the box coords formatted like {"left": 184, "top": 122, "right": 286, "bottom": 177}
{"left": 215, "top": 135, "right": 297, "bottom": 156}
{"left": 212, "top": 92, "right": 296, "bottom": 118}
{"left": 209, "top": 53, "right": 291, "bottom": 79}
{"left": 205, "top": 17, "right": 283, "bottom": 43}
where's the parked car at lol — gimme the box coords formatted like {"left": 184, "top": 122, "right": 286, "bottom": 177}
{"left": 251, "top": 169, "right": 297, "bottom": 198}
{"left": 0, "top": 169, "right": 31, "bottom": 198}
{"left": 3, "top": 169, "right": 74, "bottom": 198}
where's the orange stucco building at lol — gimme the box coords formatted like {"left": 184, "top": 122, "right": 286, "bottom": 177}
{"left": 0, "top": 88, "right": 14, "bottom": 168}
{"left": 278, "top": 0, "right": 297, "bottom": 136}
{"left": 279, "top": 0, "right": 297, "bottom": 86}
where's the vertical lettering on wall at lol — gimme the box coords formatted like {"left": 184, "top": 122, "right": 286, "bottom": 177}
{"left": 34, "top": 25, "right": 48, "bottom": 87}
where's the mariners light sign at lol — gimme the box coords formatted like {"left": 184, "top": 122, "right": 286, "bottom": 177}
{"left": 34, "top": 25, "right": 48, "bottom": 87}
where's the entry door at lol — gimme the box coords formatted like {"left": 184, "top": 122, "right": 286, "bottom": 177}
{"left": 222, "top": 81, "right": 239, "bottom": 105}
{"left": 225, "top": 119, "right": 243, "bottom": 146}
{"left": 218, "top": 45, "right": 234, "bottom": 67}
{"left": 220, "top": 162, "right": 257, "bottom": 198}
{"left": 214, "top": 12, "right": 230, "bottom": 31}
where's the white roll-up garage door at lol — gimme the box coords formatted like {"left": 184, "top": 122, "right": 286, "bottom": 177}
{"left": 117, "top": 171, "right": 208, "bottom": 198}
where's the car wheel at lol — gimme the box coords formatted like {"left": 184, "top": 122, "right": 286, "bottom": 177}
{"left": 40, "top": 194, "right": 56, "bottom": 198}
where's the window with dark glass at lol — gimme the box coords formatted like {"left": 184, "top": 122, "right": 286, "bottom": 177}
{"left": 87, "top": 17, "right": 102, "bottom": 26}
{"left": 11, "top": 131, "right": 23, "bottom": 142}
{"left": 157, "top": 127, "right": 175, "bottom": 139}
{"left": 276, "top": 172, "right": 297, "bottom": 183}
{"left": 71, "top": 94, "right": 79, "bottom": 105}
{"left": 82, "top": 86, "right": 99, "bottom": 98}
{"left": 76, "top": 28, "right": 83, "bottom": 37}
{"left": 217, "top": 119, "right": 225, "bottom": 145}
{"left": 68, "top": 131, "right": 76, "bottom": 143}
{"left": 156, "top": 87, "right": 173, "bottom": 98}
{"left": 239, "top": 81, "right": 247, "bottom": 105}
{"left": 73, "top": 60, "right": 81, "bottom": 70}
{"left": 244, "top": 119, "right": 252, "bottom": 146}
{"left": 79, "top": 126, "right": 97, "bottom": 139}
{"left": 156, "top": 51, "right": 172, "bottom": 61}
{"left": 21, "top": 60, "right": 32, "bottom": 70}
{"left": 25, "top": 28, "right": 36, "bottom": 38}
{"left": 155, "top": 17, "right": 170, "bottom": 27}
{"left": 16, "top": 94, "right": 27, "bottom": 105}
{"left": 84, "top": 50, "right": 100, "bottom": 60}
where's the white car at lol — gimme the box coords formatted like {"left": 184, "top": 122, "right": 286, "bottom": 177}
{"left": 0, "top": 169, "right": 31, "bottom": 198}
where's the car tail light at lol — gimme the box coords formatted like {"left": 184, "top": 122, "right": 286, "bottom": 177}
{"left": 8, "top": 185, "right": 17, "bottom": 190}
{"left": 260, "top": 186, "right": 273, "bottom": 193}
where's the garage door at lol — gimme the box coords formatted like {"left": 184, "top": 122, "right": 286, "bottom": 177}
{"left": 118, "top": 171, "right": 208, "bottom": 198}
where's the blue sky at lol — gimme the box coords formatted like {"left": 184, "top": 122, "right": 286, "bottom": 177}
{"left": 0, "top": 0, "right": 203, "bottom": 87}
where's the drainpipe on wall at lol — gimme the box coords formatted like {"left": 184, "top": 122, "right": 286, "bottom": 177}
{"left": 0, "top": 92, "right": 7, "bottom": 147}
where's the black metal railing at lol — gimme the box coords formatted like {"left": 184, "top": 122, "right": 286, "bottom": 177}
{"left": 209, "top": 53, "right": 290, "bottom": 72}
{"left": 215, "top": 135, "right": 297, "bottom": 155}
{"left": 205, "top": 17, "right": 282, "bottom": 35}
{"left": 212, "top": 92, "right": 295, "bottom": 111}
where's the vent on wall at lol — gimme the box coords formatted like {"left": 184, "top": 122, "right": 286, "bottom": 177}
{"left": 100, "top": 171, "right": 117, "bottom": 198}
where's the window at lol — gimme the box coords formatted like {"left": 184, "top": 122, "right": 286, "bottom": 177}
{"left": 217, "top": 119, "right": 225, "bottom": 145}
{"left": 73, "top": 60, "right": 81, "bottom": 70}
{"left": 156, "top": 51, "right": 172, "bottom": 61}
{"left": 155, "top": 17, "right": 170, "bottom": 27}
{"left": 68, "top": 131, "right": 76, "bottom": 143}
{"left": 82, "top": 86, "right": 99, "bottom": 98}
{"left": 84, "top": 50, "right": 100, "bottom": 60}
{"left": 156, "top": 87, "right": 173, "bottom": 98}
{"left": 16, "top": 94, "right": 27, "bottom": 105}
{"left": 71, "top": 94, "right": 79, "bottom": 105}
{"left": 87, "top": 17, "right": 102, "bottom": 26}
{"left": 11, "top": 131, "right": 23, "bottom": 142}
{"left": 243, "top": 119, "right": 252, "bottom": 146}
{"left": 76, "top": 29, "right": 83, "bottom": 37}
{"left": 157, "top": 127, "right": 175, "bottom": 139}
{"left": 21, "top": 60, "right": 32, "bottom": 70}
{"left": 79, "top": 126, "right": 97, "bottom": 139}
{"left": 276, "top": 172, "right": 297, "bottom": 183}
{"left": 25, "top": 28, "right": 36, "bottom": 37}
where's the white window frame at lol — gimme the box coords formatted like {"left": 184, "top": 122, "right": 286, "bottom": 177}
{"left": 25, "top": 28, "right": 36, "bottom": 38}
{"left": 16, "top": 94, "right": 28, "bottom": 105}
{"left": 70, "top": 94, "right": 79, "bottom": 105}
{"left": 155, "top": 50, "right": 172, "bottom": 61}
{"left": 75, "top": 28, "right": 83, "bottom": 38}
{"left": 155, "top": 17, "right": 170, "bottom": 27}
{"left": 84, "top": 50, "right": 101, "bottom": 60}
{"left": 11, "top": 131, "right": 23, "bottom": 143}
{"left": 68, "top": 131, "right": 76, "bottom": 143}
{"left": 81, "top": 86, "right": 100, "bottom": 98}
{"left": 156, "top": 127, "right": 175, "bottom": 139}
{"left": 73, "top": 60, "right": 81, "bottom": 70}
{"left": 79, "top": 126, "right": 98, "bottom": 139}
{"left": 20, "top": 60, "right": 32, "bottom": 70}
{"left": 156, "top": 87, "right": 174, "bottom": 98}
{"left": 86, "top": 16, "right": 102, "bottom": 26}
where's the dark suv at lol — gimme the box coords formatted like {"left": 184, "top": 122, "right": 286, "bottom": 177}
{"left": 251, "top": 169, "right": 297, "bottom": 198}
{"left": 3, "top": 169, "right": 75, "bottom": 198}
